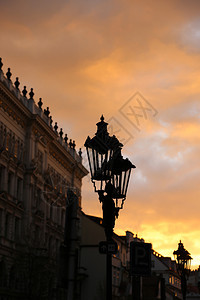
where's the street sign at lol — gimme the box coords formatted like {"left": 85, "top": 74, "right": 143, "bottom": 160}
{"left": 99, "top": 240, "right": 118, "bottom": 254}
{"left": 130, "top": 242, "right": 152, "bottom": 276}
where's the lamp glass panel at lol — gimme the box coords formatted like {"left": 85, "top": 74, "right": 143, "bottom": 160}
{"left": 124, "top": 169, "right": 132, "bottom": 197}
{"left": 111, "top": 170, "right": 128, "bottom": 199}
{"left": 86, "top": 147, "right": 95, "bottom": 178}
{"left": 92, "top": 180, "right": 107, "bottom": 193}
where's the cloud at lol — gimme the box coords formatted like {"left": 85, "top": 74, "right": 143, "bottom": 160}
{"left": 1, "top": 0, "right": 200, "bottom": 267}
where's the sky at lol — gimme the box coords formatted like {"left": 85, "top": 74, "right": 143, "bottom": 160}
{"left": 0, "top": 0, "right": 200, "bottom": 268}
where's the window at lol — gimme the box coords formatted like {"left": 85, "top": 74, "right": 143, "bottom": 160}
{"left": 8, "top": 172, "right": 14, "bottom": 196}
{"left": 57, "top": 207, "right": 61, "bottom": 225}
{"left": 15, "top": 218, "right": 20, "bottom": 242}
{"left": 50, "top": 205, "right": 53, "bottom": 221}
{"left": 49, "top": 236, "right": 55, "bottom": 256}
{"left": 35, "top": 225, "right": 40, "bottom": 243}
{"left": 169, "top": 275, "right": 172, "bottom": 284}
{"left": 14, "top": 140, "right": 18, "bottom": 158}
{"left": 116, "top": 271, "right": 120, "bottom": 286}
{"left": 35, "top": 188, "right": 41, "bottom": 208}
{"left": 56, "top": 239, "right": 60, "bottom": 256}
{"left": 16, "top": 177, "right": 23, "bottom": 201}
{"left": 113, "top": 269, "right": 116, "bottom": 285}
{"left": 45, "top": 233, "right": 48, "bottom": 247}
{"left": 0, "top": 124, "right": 4, "bottom": 148}
{"left": 6, "top": 132, "right": 10, "bottom": 151}
{"left": 38, "top": 150, "right": 43, "bottom": 173}
{"left": 123, "top": 253, "right": 126, "bottom": 265}
{"left": 61, "top": 210, "right": 65, "bottom": 228}
{"left": 5, "top": 214, "right": 11, "bottom": 239}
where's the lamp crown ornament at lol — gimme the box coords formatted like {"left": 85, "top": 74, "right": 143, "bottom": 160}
{"left": 173, "top": 240, "right": 192, "bottom": 265}
{"left": 96, "top": 114, "right": 108, "bottom": 138}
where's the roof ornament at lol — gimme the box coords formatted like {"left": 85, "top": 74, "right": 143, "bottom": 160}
{"left": 69, "top": 139, "right": 73, "bottom": 148}
{"left": 38, "top": 98, "right": 43, "bottom": 109}
{"left": 14, "top": 77, "right": 20, "bottom": 90}
{"left": 79, "top": 148, "right": 82, "bottom": 158}
{"left": 54, "top": 122, "right": 58, "bottom": 133}
{"left": 44, "top": 107, "right": 50, "bottom": 117}
{"left": 0, "top": 58, "right": 3, "bottom": 71}
{"left": 22, "top": 86, "right": 27, "bottom": 98}
{"left": 29, "top": 88, "right": 34, "bottom": 99}
{"left": 6, "top": 68, "right": 12, "bottom": 81}
{"left": 64, "top": 134, "right": 68, "bottom": 144}
{"left": 59, "top": 128, "right": 63, "bottom": 139}
{"left": 49, "top": 116, "right": 53, "bottom": 127}
{"left": 72, "top": 140, "right": 76, "bottom": 150}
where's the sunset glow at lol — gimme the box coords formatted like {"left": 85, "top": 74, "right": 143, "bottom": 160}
{"left": 1, "top": 0, "right": 200, "bottom": 269}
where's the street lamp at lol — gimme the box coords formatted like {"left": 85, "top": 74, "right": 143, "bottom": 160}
{"left": 85, "top": 115, "right": 135, "bottom": 300}
{"left": 173, "top": 240, "right": 192, "bottom": 300}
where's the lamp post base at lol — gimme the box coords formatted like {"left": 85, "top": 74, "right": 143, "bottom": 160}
{"left": 107, "top": 250, "right": 112, "bottom": 300}
{"left": 106, "top": 228, "right": 113, "bottom": 300}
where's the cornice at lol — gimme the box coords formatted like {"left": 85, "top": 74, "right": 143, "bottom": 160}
{"left": 49, "top": 140, "right": 88, "bottom": 179}
{"left": 0, "top": 71, "right": 88, "bottom": 179}
{"left": 0, "top": 81, "right": 32, "bottom": 128}
{"left": 27, "top": 116, "right": 85, "bottom": 175}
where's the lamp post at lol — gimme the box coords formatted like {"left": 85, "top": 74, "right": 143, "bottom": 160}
{"left": 173, "top": 241, "right": 192, "bottom": 300}
{"left": 85, "top": 115, "right": 135, "bottom": 300}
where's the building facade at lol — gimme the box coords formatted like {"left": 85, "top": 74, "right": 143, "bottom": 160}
{"left": 79, "top": 213, "right": 132, "bottom": 300}
{"left": 79, "top": 218, "right": 183, "bottom": 300}
{"left": 187, "top": 266, "right": 200, "bottom": 300}
{"left": 151, "top": 250, "right": 182, "bottom": 299}
{"left": 0, "top": 58, "right": 88, "bottom": 299}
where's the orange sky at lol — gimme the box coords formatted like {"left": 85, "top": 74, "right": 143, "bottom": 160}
{"left": 1, "top": 0, "right": 200, "bottom": 268}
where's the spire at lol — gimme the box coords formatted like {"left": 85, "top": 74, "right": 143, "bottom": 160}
{"left": 100, "top": 115, "right": 104, "bottom": 121}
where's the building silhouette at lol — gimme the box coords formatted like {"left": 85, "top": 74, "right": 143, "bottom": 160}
{"left": 0, "top": 58, "right": 88, "bottom": 299}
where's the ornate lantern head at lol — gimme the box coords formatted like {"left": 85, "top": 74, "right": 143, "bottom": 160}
{"left": 173, "top": 240, "right": 192, "bottom": 277}
{"left": 84, "top": 115, "right": 135, "bottom": 209}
